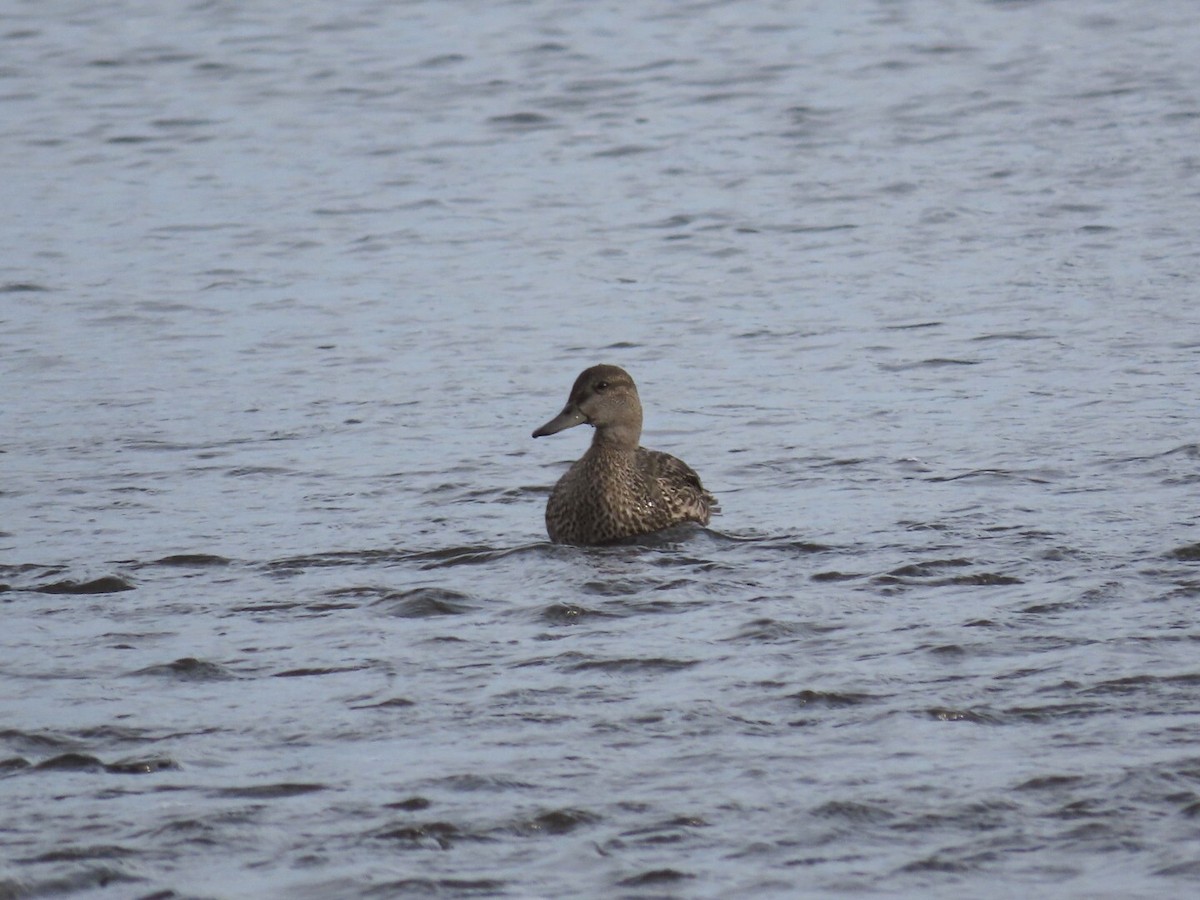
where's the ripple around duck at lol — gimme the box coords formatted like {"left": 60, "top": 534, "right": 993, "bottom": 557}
{"left": 256, "top": 545, "right": 544, "bottom": 577}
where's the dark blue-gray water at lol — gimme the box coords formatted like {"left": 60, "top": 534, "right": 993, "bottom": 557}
{"left": 3, "top": 1, "right": 1200, "bottom": 897}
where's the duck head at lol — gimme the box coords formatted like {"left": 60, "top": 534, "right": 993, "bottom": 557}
{"left": 532, "top": 364, "right": 643, "bottom": 449}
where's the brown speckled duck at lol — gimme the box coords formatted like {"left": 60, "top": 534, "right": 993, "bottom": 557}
{"left": 532, "top": 364, "right": 717, "bottom": 545}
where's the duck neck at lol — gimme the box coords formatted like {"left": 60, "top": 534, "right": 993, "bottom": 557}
{"left": 590, "top": 417, "right": 642, "bottom": 452}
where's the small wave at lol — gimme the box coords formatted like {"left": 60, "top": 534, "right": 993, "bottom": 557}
{"left": 487, "top": 111, "right": 556, "bottom": 130}
{"left": 147, "top": 554, "right": 232, "bottom": 567}
{"left": 567, "top": 656, "right": 699, "bottom": 673}
{"left": 925, "top": 468, "right": 1052, "bottom": 484}
{"left": 789, "top": 689, "right": 879, "bottom": 708}
{"left": 509, "top": 808, "right": 601, "bottom": 836}
{"left": 30, "top": 575, "right": 134, "bottom": 594}
{"left": 29, "top": 753, "right": 176, "bottom": 775}
{"left": 1168, "top": 542, "right": 1200, "bottom": 561}
{"left": 879, "top": 358, "right": 981, "bottom": 372}
{"left": 130, "top": 658, "right": 236, "bottom": 681}
{"left": 811, "top": 800, "right": 897, "bottom": 823}
{"left": 369, "top": 587, "right": 478, "bottom": 618}
{"left": 873, "top": 558, "right": 1021, "bottom": 587}
{"left": 925, "top": 707, "right": 1003, "bottom": 724}
{"left": 365, "top": 878, "right": 507, "bottom": 896}
{"left": 618, "top": 869, "right": 693, "bottom": 887}
{"left": 350, "top": 697, "right": 416, "bottom": 710}
{"left": 211, "top": 783, "right": 327, "bottom": 799}
{"left": 273, "top": 665, "right": 371, "bottom": 678}
{"left": 540, "top": 602, "right": 606, "bottom": 624}
{"left": 374, "top": 821, "right": 462, "bottom": 849}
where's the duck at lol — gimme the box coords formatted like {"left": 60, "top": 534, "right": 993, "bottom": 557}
{"left": 532, "top": 364, "right": 717, "bottom": 544}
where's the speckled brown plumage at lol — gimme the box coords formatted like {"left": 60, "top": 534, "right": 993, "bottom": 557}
{"left": 532, "top": 364, "right": 716, "bottom": 545}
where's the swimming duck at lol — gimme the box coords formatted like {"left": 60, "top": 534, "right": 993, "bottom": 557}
{"left": 532, "top": 364, "right": 717, "bottom": 544}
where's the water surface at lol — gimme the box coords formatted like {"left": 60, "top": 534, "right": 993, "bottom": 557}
{"left": 3, "top": 1, "right": 1200, "bottom": 897}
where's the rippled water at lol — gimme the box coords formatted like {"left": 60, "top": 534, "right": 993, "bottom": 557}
{"left": 3, "top": 0, "right": 1200, "bottom": 897}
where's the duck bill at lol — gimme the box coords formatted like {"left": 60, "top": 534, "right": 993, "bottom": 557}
{"left": 532, "top": 404, "right": 587, "bottom": 438}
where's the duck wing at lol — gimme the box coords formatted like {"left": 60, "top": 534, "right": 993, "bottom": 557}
{"left": 637, "top": 448, "right": 718, "bottom": 525}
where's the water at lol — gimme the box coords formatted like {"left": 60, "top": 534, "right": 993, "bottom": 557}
{"left": 3, "top": 0, "right": 1199, "bottom": 896}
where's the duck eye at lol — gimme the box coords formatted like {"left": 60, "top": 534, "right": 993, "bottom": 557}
{"left": 595, "top": 380, "right": 609, "bottom": 391}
